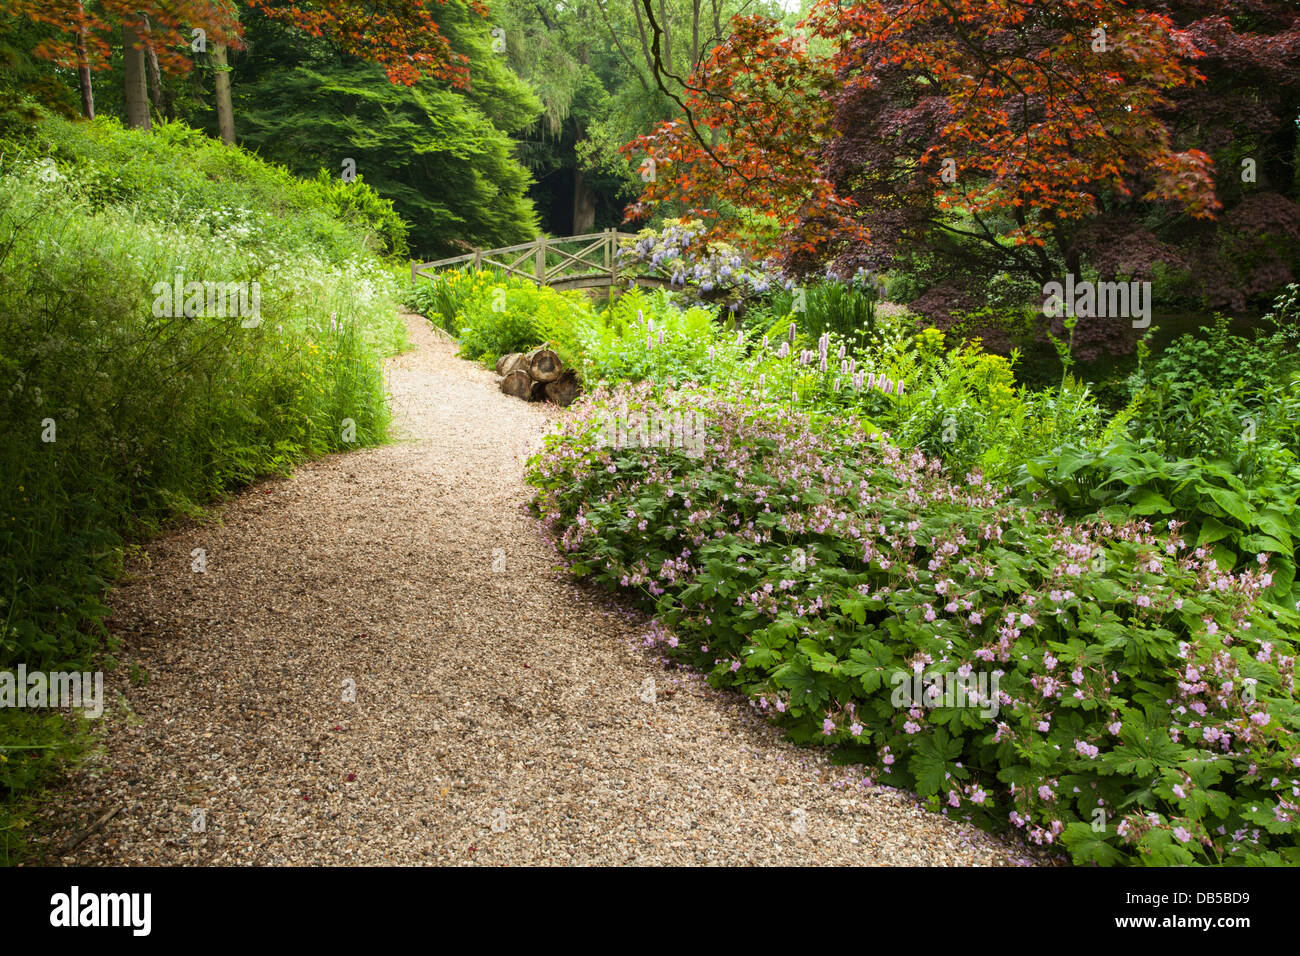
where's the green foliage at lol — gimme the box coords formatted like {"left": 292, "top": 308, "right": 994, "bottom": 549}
{"left": 884, "top": 337, "right": 1106, "bottom": 483}
{"left": 0, "top": 115, "right": 406, "bottom": 852}
{"left": 797, "top": 279, "right": 882, "bottom": 350}
{"left": 229, "top": 12, "right": 539, "bottom": 259}
{"left": 427, "top": 267, "right": 1105, "bottom": 486}
{"left": 576, "top": 289, "right": 735, "bottom": 385}
{"left": 565, "top": 293, "right": 1104, "bottom": 485}
{"left": 0, "top": 707, "right": 96, "bottom": 864}
{"left": 1023, "top": 287, "right": 1300, "bottom": 613}
{"left": 409, "top": 270, "right": 598, "bottom": 366}
{"left": 1132, "top": 308, "right": 1299, "bottom": 399}
{"left": 18, "top": 112, "right": 409, "bottom": 260}
{"left": 1017, "top": 438, "right": 1300, "bottom": 610}
{"left": 1124, "top": 305, "right": 1300, "bottom": 469}
{"left": 531, "top": 384, "right": 1300, "bottom": 866}
{"left": 513, "top": 269, "right": 1298, "bottom": 866}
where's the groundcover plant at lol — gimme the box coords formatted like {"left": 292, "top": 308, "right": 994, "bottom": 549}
{"left": 528, "top": 382, "right": 1299, "bottom": 866}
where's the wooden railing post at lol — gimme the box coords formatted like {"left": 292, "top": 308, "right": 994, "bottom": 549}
{"left": 411, "top": 259, "right": 418, "bottom": 283}
{"left": 535, "top": 236, "right": 547, "bottom": 284}
{"left": 605, "top": 228, "right": 614, "bottom": 307}
{"left": 473, "top": 248, "right": 482, "bottom": 271}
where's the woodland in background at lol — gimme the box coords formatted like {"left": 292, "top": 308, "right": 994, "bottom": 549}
{"left": 0, "top": 0, "right": 780, "bottom": 257}
{"left": 4, "top": 2, "right": 1296, "bottom": 370}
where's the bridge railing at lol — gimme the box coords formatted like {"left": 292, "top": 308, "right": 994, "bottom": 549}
{"left": 410, "top": 229, "right": 642, "bottom": 287}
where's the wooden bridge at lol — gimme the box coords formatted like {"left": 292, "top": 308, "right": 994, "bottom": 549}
{"left": 410, "top": 229, "right": 673, "bottom": 291}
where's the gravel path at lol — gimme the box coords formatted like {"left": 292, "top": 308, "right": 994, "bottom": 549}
{"left": 37, "top": 313, "right": 1042, "bottom": 866}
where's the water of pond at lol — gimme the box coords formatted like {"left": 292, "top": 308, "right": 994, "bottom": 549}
{"left": 1036, "top": 311, "right": 1272, "bottom": 396}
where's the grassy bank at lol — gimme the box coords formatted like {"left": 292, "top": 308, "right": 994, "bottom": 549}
{"left": 0, "top": 108, "right": 410, "bottom": 860}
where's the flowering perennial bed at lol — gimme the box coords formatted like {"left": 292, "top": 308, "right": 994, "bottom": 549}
{"left": 528, "top": 382, "right": 1300, "bottom": 865}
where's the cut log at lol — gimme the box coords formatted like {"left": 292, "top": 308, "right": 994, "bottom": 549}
{"left": 499, "top": 352, "right": 530, "bottom": 377}
{"left": 527, "top": 347, "right": 563, "bottom": 383}
{"left": 501, "top": 369, "right": 535, "bottom": 400}
{"left": 544, "top": 370, "right": 580, "bottom": 407}
{"left": 529, "top": 378, "right": 548, "bottom": 402}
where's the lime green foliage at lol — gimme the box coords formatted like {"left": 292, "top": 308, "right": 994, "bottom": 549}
{"left": 407, "top": 268, "right": 496, "bottom": 336}
{"left": 0, "top": 114, "right": 406, "bottom": 854}
{"left": 885, "top": 336, "right": 1106, "bottom": 482}
{"left": 35, "top": 115, "right": 410, "bottom": 259}
{"left": 409, "top": 270, "right": 599, "bottom": 367}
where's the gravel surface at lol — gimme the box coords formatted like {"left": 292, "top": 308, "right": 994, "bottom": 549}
{"left": 35, "top": 313, "right": 1043, "bottom": 866}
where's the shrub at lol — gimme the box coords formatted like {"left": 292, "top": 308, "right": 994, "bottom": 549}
{"left": 454, "top": 275, "right": 596, "bottom": 366}
{"left": 530, "top": 383, "right": 1300, "bottom": 866}
{"left": 13, "top": 113, "right": 411, "bottom": 260}
{"left": 1123, "top": 301, "right": 1300, "bottom": 467}
{"left": 575, "top": 289, "right": 735, "bottom": 386}
{"left": 1017, "top": 437, "right": 1300, "bottom": 611}
{"left": 879, "top": 341, "right": 1106, "bottom": 484}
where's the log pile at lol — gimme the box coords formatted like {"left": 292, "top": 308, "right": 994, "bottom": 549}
{"left": 496, "top": 347, "right": 580, "bottom": 407}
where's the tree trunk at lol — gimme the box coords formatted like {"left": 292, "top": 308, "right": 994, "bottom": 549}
{"left": 544, "top": 370, "right": 580, "bottom": 407}
{"left": 526, "top": 347, "right": 563, "bottom": 383}
{"left": 1265, "top": 112, "right": 1298, "bottom": 199}
{"left": 573, "top": 167, "right": 596, "bottom": 235}
{"left": 501, "top": 369, "right": 539, "bottom": 401}
{"left": 75, "top": 6, "right": 94, "bottom": 119}
{"left": 122, "top": 21, "right": 151, "bottom": 130}
{"left": 498, "top": 353, "right": 530, "bottom": 377}
{"left": 212, "top": 43, "right": 236, "bottom": 145}
{"left": 142, "top": 17, "right": 169, "bottom": 120}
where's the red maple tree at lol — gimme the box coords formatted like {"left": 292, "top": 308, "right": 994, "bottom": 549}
{"left": 627, "top": 0, "right": 1225, "bottom": 278}
{"left": 13, "top": 0, "right": 485, "bottom": 106}
{"left": 13, "top": 1, "right": 241, "bottom": 74}
{"left": 244, "top": 0, "right": 488, "bottom": 87}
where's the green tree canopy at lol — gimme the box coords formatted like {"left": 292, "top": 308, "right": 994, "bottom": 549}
{"left": 229, "top": 7, "right": 541, "bottom": 258}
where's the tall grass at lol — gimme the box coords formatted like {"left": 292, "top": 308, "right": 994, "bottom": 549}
{"left": 0, "top": 114, "right": 408, "bottom": 860}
